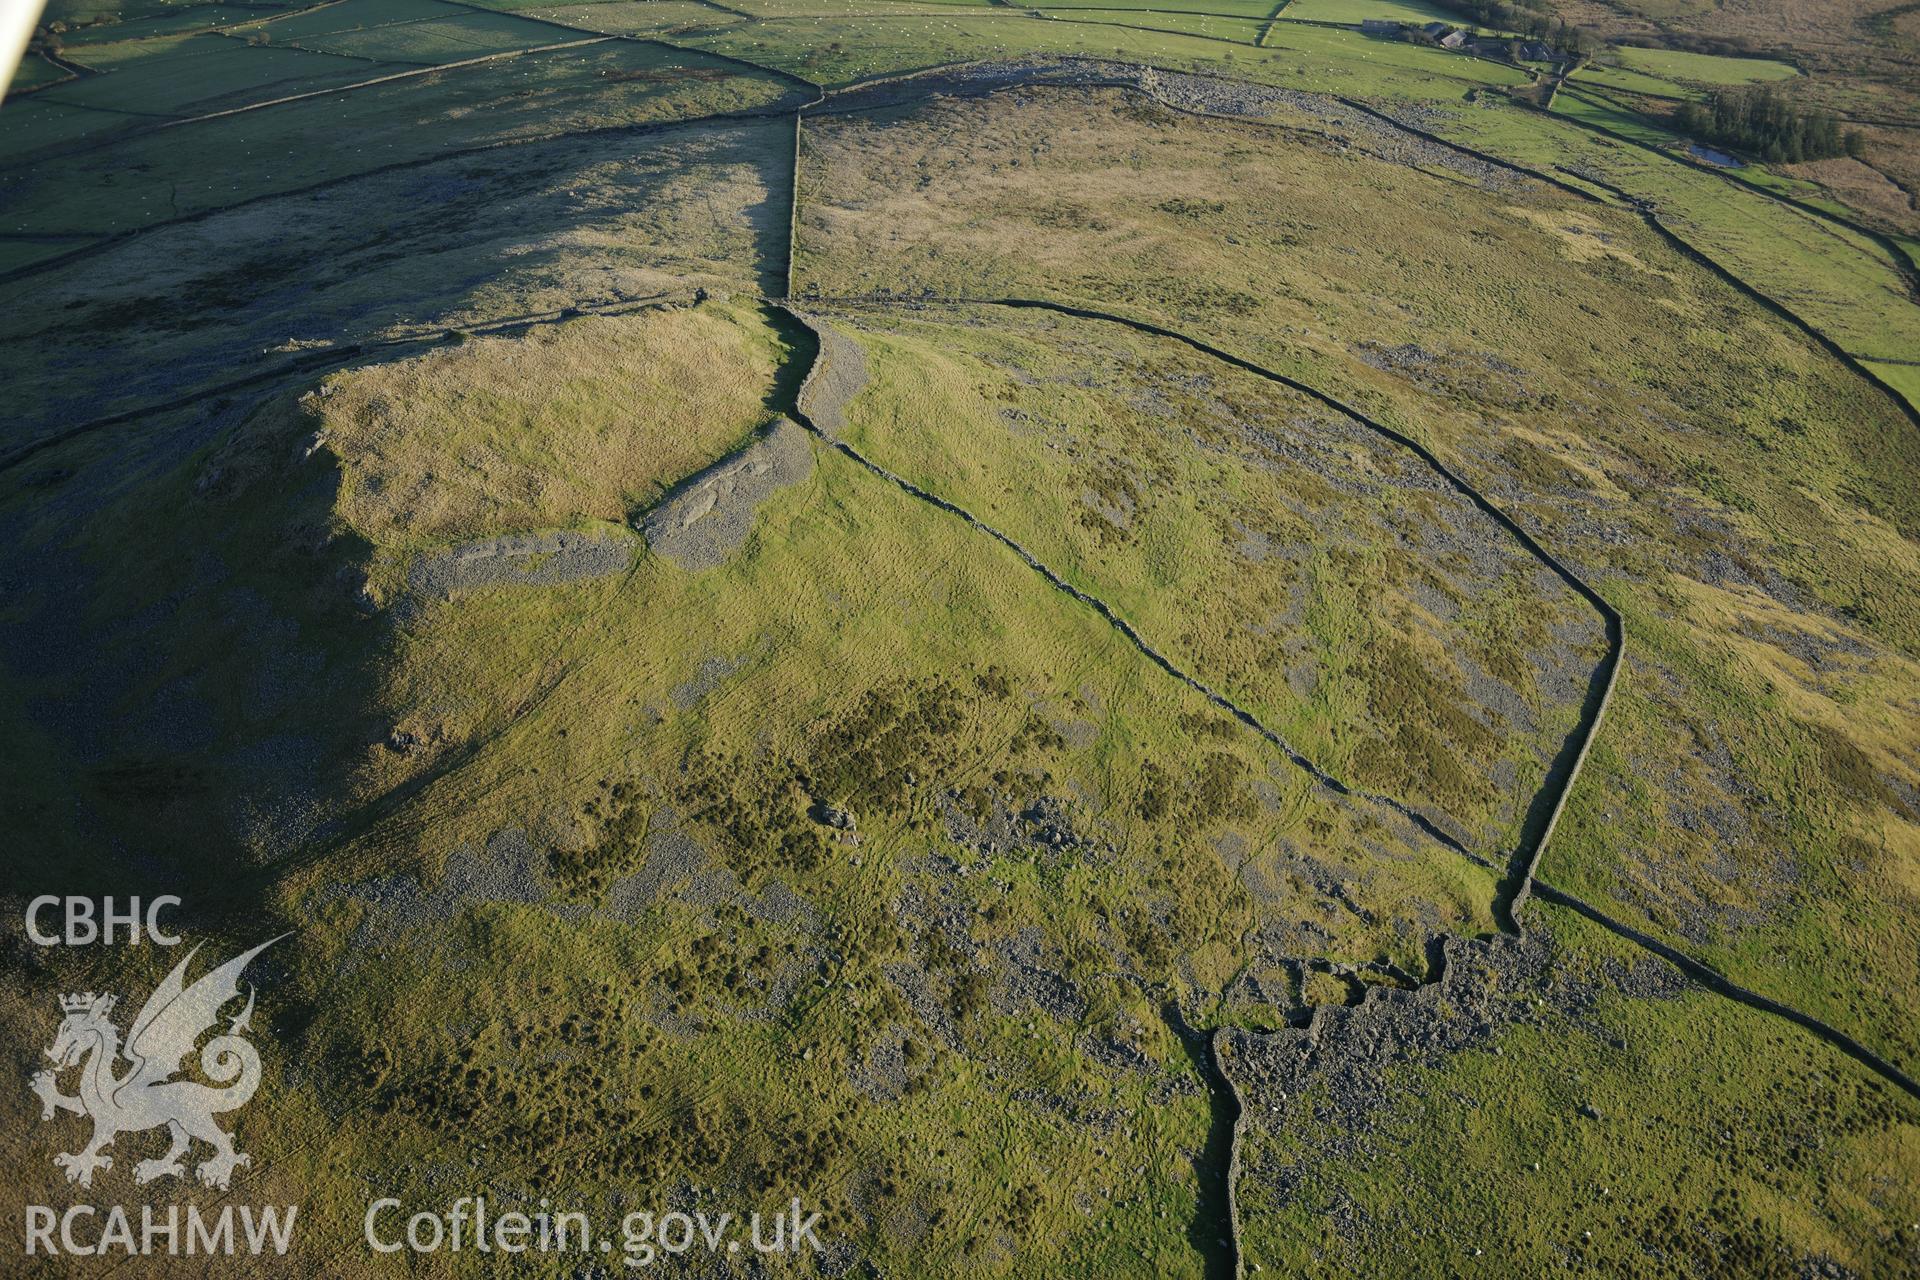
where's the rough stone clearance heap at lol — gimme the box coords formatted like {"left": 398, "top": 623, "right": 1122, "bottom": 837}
{"left": 408, "top": 526, "right": 636, "bottom": 601}
{"left": 639, "top": 416, "right": 813, "bottom": 570}
{"left": 794, "top": 315, "right": 871, "bottom": 439}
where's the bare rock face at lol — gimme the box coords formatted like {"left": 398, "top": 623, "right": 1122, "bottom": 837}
{"left": 638, "top": 416, "right": 814, "bottom": 571}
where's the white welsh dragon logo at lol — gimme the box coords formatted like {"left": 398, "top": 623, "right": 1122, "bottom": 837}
{"left": 28, "top": 936, "right": 285, "bottom": 1191}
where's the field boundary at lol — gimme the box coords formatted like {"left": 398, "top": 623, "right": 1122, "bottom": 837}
{"left": 1209, "top": 1027, "right": 1246, "bottom": 1276}
{"left": 1567, "top": 168, "right": 1920, "bottom": 429}
{"left": 0, "top": 35, "right": 616, "bottom": 175}
{"left": 1255, "top": 0, "right": 1290, "bottom": 47}
{"left": 782, "top": 302, "right": 1507, "bottom": 867}
{"left": 9, "top": 40, "right": 1916, "bottom": 1278}
{"left": 14, "top": 50, "right": 1904, "bottom": 1070}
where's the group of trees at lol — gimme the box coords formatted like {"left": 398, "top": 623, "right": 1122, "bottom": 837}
{"left": 29, "top": 24, "right": 68, "bottom": 59}
{"left": 1675, "top": 86, "right": 1866, "bottom": 163}
{"left": 1423, "top": 0, "right": 1600, "bottom": 60}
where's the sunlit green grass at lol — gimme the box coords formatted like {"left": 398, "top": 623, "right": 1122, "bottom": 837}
{"left": 1277, "top": 0, "right": 1476, "bottom": 28}
{"left": 1615, "top": 44, "right": 1798, "bottom": 86}
{"left": 1, "top": 6, "right": 1916, "bottom": 1273}
{"left": 813, "top": 304, "right": 1598, "bottom": 852}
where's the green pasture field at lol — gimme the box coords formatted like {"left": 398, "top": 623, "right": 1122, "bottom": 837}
{"left": 2, "top": 53, "right": 70, "bottom": 94}
{"left": 674, "top": 11, "right": 1529, "bottom": 88}
{"left": 41, "top": 0, "right": 290, "bottom": 26}
{"left": 0, "top": 99, "right": 129, "bottom": 168}
{"left": 1022, "top": 0, "right": 1279, "bottom": 15}
{"left": 1864, "top": 360, "right": 1920, "bottom": 406}
{"left": 251, "top": 0, "right": 473, "bottom": 38}
{"left": 0, "top": 27, "right": 415, "bottom": 169}
{"left": 719, "top": 0, "right": 1009, "bottom": 15}
{"left": 1615, "top": 44, "right": 1799, "bottom": 86}
{"left": 1029, "top": 9, "right": 1269, "bottom": 42}
{"left": 1415, "top": 92, "right": 1920, "bottom": 379}
{"left": 42, "top": 30, "right": 211, "bottom": 66}
{"left": 1570, "top": 59, "right": 1693, "bottom": 100}
{"left": 287, "top": 9, "right": 590, "bottom": 62}
{"left": 1276, "top": 0, "right": 1471, "bottom": 29}
{"left": 57, "top": 4, "right": 269, "bottom": 43}
{"left": 0, "top": 39, "right": 801, "bottom": 269}
{"left": 31, "top": 34, "right": 388, "bottom": 116}
{"left": 1730, "top": 163, "right": 1920, "bottom": 252}
{"left": 519, "top": 0, "right": 743, "bottom": 31}
{"left": 460, "top": 0, "right": 643, "bottom": 8}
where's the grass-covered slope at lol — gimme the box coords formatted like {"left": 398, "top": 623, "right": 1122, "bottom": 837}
{"left": 800, "top": 303, "right": 1605, "bottom": 858}
{"left": 2, "top": 297, "right": 1489, "bottom": 1275}
{"left": 1, "top": 4, "right": 1917, "bottom": 1275}
{"left": 796, "top": 84, "right": 1920, "bottom": 1069}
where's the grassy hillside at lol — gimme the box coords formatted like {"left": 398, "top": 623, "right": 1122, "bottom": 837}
{"left": 1, "top": 2, "right": 1915, "bottom": 1274}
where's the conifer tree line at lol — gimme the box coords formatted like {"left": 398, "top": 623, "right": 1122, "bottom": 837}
{"left": 1676, "top": 86, "right": 1866, "bottom": 163}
